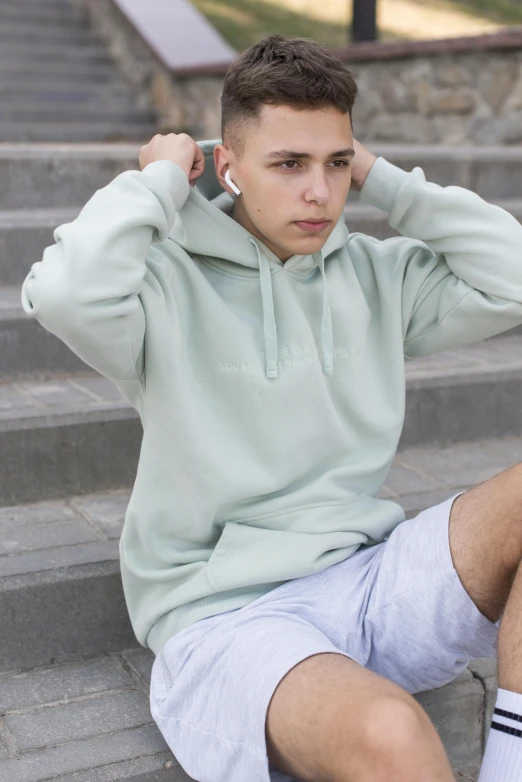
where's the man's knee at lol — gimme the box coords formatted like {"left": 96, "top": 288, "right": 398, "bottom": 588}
{"left": 362, "top": 697, "right": 430, "bottom": 756}
{"left": 334, "top": 696, "right": 448, "bottom": 782}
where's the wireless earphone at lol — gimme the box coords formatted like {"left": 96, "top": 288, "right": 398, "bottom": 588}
{"left": 225, "top": 168, "right": 242, "bottom": 196}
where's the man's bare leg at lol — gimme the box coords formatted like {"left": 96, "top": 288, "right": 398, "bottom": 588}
{"left": 266, "top": 651, "right": 456, "bottom": 782}
{"left": 498, "top": 557, "right": 522, "bottom": 692}
{"left": 446, "top": 463, "right": 522, "bottom": 690}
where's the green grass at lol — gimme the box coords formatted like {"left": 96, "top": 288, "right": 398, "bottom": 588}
{"left": 430, "top": 0, "right": 522, "bottom": 26}
{"left": 191, "top": 0, "right": 403, "bottom": 54}
{"left": 191, "top": 0, "right": 522, "bottom": 53}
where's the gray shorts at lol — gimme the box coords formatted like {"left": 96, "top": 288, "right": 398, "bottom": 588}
{"left": 149, "top": 491, "right": 500, "bottom": 782}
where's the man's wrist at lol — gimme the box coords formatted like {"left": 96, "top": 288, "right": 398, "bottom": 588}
{"left": 351, "top": 153, "right": 378, "bottom": 191}
{"left": 358, "top": 157, "right": 410, "bottom": 213}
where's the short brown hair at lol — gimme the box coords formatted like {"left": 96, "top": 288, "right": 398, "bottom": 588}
{"left": 221, "top": 34, "right": 358, "bottom": 159}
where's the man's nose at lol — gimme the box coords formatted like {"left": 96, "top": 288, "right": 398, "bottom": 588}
{"left": 305, "top": 172, "right": 330, "bottom": 202}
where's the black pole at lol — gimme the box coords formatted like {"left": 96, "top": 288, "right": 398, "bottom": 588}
{"left": 351, "top": 0, "right": 378, "bottom": 42}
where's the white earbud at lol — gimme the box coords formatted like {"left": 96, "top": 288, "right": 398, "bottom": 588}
{"left": 225, "top": 168, "right": 241, "bottom": 196}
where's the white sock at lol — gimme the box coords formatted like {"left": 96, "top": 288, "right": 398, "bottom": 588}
{"left": 478, "top": 687, "right": 522, "bottom": 782}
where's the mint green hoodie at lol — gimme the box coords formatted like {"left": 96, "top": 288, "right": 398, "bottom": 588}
{"left": 20, "top": 139, "right": 522, "bottom": 655}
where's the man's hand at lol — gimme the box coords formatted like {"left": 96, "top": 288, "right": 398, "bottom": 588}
{"left": 139, "top": 133, "right": 205, "bottom": 187}
{"left": 350, "top": 138, "right": 377, "bottom": 192}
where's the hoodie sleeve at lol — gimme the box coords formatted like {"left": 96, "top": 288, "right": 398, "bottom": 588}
{"left": 358, "top": 156, "right": 522, "bottom": 359}
{"left": 20, "top": 159, "right": 190, "bottom": 387}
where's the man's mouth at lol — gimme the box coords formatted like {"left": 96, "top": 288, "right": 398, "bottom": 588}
{"left": 294, "top": 219, "right": 331, "bottom": 233}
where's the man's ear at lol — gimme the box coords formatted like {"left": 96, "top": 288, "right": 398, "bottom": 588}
{"left": 214, "top": 143, "right": 236, "bottom": 195}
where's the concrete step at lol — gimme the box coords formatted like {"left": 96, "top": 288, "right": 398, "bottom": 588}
{"left": 0, "top": 74, "right": 133, "bottom": 93}
{"left": 0, "top": 41, "right": 118, "bottom": 62}
{"left": 0, "top": 2, "right": 84, "bottom": 25}
{"left": 2, "top": 143, "right": 522, "bottom": 208}
{"left": 0, "top": 208, "right": 85, "bottom": 285}
{"left": 0, "top": 147, "right": 141, "bottom": 210}
{"left": 0, "top": 285, "right": 91, "bottom": 377}
{"left": 0, "top": 0, "right": 81, "bottom": 8}
{"left": 0, "top": 22, "right": 99, "bottom": 45}
{"left": 0, "top": 122, "right": 159, "bottom": 143}
{"left": 2, "top": 336, "right": 522, "bottom": 504}
{"left": 344, "top": 199, "right": 522, "bottom": 240}
{"left": 0, "top": 645, "right": 490, "bottom": 782}
{"left": 0, "top": 87, "right": 146, "bottom": 107}
{"left": 0, "top": 373, "right": 141, "bottom": 507}
{"left": 0, "top": 58, "right": 127, "bottom": 78}
{"left": 0, "top": 105, "right": 158, "bottom": 124}
{"left": 0, "top": 487, "right": 141, "bottom": 670}
{"left": 0, "top": 71, "right": 133, "bottom": 91}
{"left": 346, "top": 144, "right": 522, "bottom": 202}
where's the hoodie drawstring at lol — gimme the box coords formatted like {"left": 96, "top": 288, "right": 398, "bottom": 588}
{"left": 316, "top": 249, "right": 334, "bottom": 376}
{"left": 248, "top": 238, "right": 334, "bottom": 380}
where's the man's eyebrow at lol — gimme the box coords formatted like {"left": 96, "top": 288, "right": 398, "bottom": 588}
{"left": 264, "top": 147, "right": 355, "bottom": 161}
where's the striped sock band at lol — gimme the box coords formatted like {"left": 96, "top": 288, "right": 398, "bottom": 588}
{"left": 478, "top": 687, "right": 522, "bottom": 782}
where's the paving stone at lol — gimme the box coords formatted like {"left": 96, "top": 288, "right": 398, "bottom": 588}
{"left": 0, "top": 656, "right": 133, "bottom": 712}
{"left": 414, "top": 668, "right": 485, "bottom": 770}
{"left": 121, "top": 648, "right": 155, "bottom": 690}
{"left": 0, "top": 374, "right": 124, "bottom": 416}
{"left": 71, "top": 373, "right": 125, "bottom": 401}
{"left": 391, "top": 435, "right": 522, "bottom": 493}
{"left": 0, "top": 515, "right": 100, "bottom": 556}
{"left": 0, "top": 539, "right": 118, "bottom": 578}
{"left": 0, "top": 724, "right": 174, "bottom": 782}
{"left": 405, "top": 335, "right": 522, "bottom": 380}
{"left": 0, "top": 497, "right": 76, "bottom": 526}
{"left": 469, "top": 656, "right": 499, "bottom": 750}
{"left": 384, "top": 462, "right": 440, "bottom": 495}
{"left": 0, "top": 382, "right": 33, "bottom": 411}
{"left": 0, "top": 651, "right": 192, "bottom": 782}
{"left": 455, "top": 768, "right": 480, "bottom": 782}
{"left": 393, "top": 486, "right": 474, "bottom": 518}
{"left": 71, "top": 489, "right": 130, "bottom": 540}
{"left": 7, "top": 689, "right": 152, "bottom": 750}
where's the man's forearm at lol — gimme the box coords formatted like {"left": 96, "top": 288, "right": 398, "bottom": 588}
{"left": 350, "top": 138, "right": 378, "bottom": 191}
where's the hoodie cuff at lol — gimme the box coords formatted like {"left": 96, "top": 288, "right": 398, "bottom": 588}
{"left": 358, "top": 156, "right": 409, "bottom": 214}
{"left": 142, "top": 159, "right": 191, "bottom": 212}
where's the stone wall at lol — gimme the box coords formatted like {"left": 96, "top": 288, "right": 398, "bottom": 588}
{"left": 338, "top": 31, "right": 522, "bottom": 145}
{"left": 77, "top": 1, "right": 522, "bottom": 145}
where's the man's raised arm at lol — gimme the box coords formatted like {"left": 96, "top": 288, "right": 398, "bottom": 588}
{"left": 354, "top": 142, "right": 522, "bottom": 358}
{"left": 20, "top": 134, "right": 202, "bottom": 390}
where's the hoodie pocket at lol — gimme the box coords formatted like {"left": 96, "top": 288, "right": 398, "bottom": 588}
{"left": 205, "top": 495, "right": 368, "bottom": 594}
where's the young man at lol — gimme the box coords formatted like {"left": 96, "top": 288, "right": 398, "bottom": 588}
{"left": 21, "top": 33, "right": 522, "bottom": 782}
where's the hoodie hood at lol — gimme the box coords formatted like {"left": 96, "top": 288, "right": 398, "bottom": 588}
{"left": 167, "top": 138, "right": 350, "bottom": 379}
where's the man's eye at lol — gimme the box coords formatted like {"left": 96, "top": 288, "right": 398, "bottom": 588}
{"left": 279, "top": 160, "right": 350, "bottom": 170}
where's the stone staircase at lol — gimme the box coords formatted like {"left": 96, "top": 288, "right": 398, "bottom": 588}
{"left": 3, "top": 142, "right": 522, "bottom": 781}
{"left": 0, "top": 0, "right": 159, "bottom": 142}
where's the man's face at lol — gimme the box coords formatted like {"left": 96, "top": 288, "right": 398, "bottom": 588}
{"left": 215, "top": 104, "right": 354, "bottom": 262}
